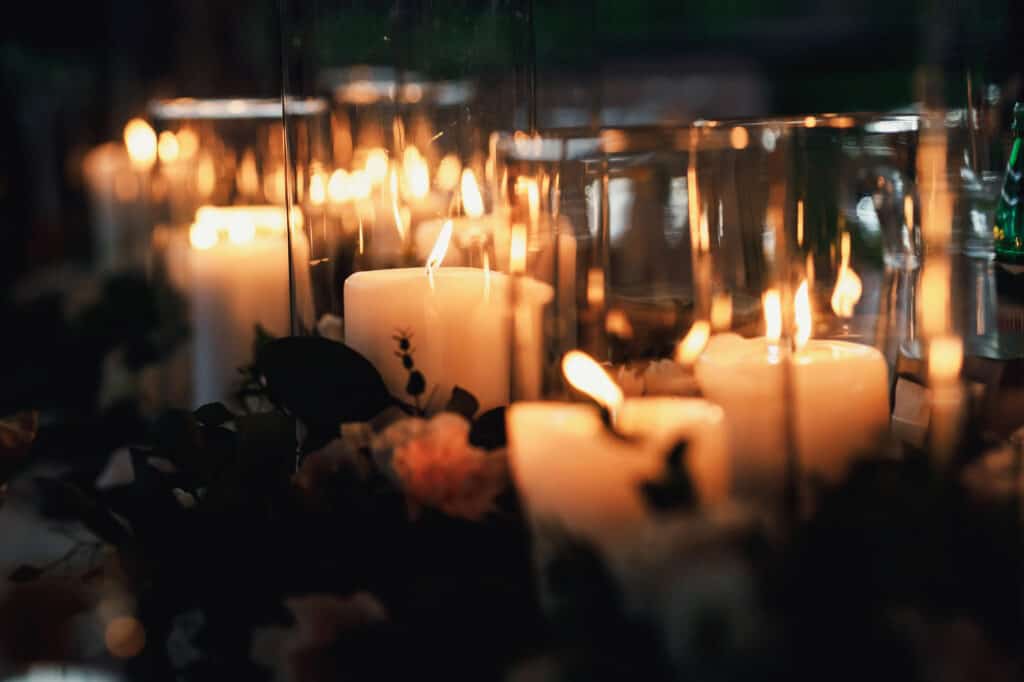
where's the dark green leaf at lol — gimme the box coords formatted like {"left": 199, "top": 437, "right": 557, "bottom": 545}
{"left": 257, "top": 337, "right": 393, "bottom": 429}
{"left": 470, "top": 407, "right": 507, "bottom": 450}
{"left": 445, "top": 386, "right": 479, "bottom": 420}
{"left": 8, "top": 565, "right": 43, "bottom": 582}
{"left": 639, "top": 441, "right": 698, "bottom": 513}
{"left": 194, "top": 402, "right": 235, "bottom": 427}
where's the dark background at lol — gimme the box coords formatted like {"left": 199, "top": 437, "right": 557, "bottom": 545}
{"left": 1, "top": 0, "right": 1020, "bottom": 290}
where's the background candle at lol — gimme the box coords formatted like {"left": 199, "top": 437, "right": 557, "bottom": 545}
{"left": 507, "top": 398, "right": 729, "bottom": 568}
{"left": 695, "top": 333, "right": 889, "bottom": 495}
{"left": 343, "top": 267, "right": 552, "bottom": 413}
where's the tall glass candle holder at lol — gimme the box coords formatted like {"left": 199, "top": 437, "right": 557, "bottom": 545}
{"left": 148, "top": 97, "right": 328, "bottom": 408}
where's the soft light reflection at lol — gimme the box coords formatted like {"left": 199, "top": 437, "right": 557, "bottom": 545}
{"left": 920, "top": 261, "right": 951, "bottom": 337}
{"left": 403, "top": 146, "right": 430, "bottom": 199}
{"left": 189, "top": 221, "right": 218, "bottom": 250}
{"left": 123, "top": 118, "right": 157, "bottom": 170}
{"left": 328, "top": 169, "right": 350, "bottom": 202}
{"left": 308, "top": 171, "right": 327, "bottom": 206}
{"left": 189, "top": 205, "right": 298, "bottom": 250}
{"left": 605, "top": 309, "right": 634, "bottom": 339}
{"left": 483, "top": 251, "right": 491, "bottom": 302}
{"left": 794, "top": 279, "right": 812, "bottom": 350}
{"left": 763, "top": 289, "right": 782, "bottom": 341}
{"left": 710, "top": 293, "right": 733, "bottom": 331}
{"left": 389, "top": 167, "right": 406, "bottom": 241}
{"left": 929, "top": 335, "right": 963, "bottom": 383}
{"left": 436, "top": 154, "right": 462, "bottom": 191}
{"left": 461, "top": 168, "right": 485, "bottom": 218}
{"left": 197, "top": 153, "right": 217, "bottom": 198}
{"left": 157, "top": 131, "right": 179, "bottom": 163}
{"left": 797, "top": 199, "right": 804, "bottom": 247}
{"left": 830, "top": 232, "right": 863, "bottom": 317}
{"left": 365, "top": 148, "right": 389, "bottom": 186}
{"left": 510, "top": 223, "right": 527, "bottom": 274}
{"left": 804, "top": 116, "right": 817, "bottom": 128}
{"left": 676, "top": 320, "right": 710, "bottom": 365}
{"left": 237, "top": 150, "right": 260, "bottom": 197}
{"left": 105, "top": 615, "right": 146, "bottom": 658}
{"left": 177, "top": 128, "right": 199, "bottom": 159}
{"left": 587, "top": 268, "right": 605, "bottom": 307}
{"left": 426, "top": 219, "right": 453, "bottom": 274}
{"left": 729, "top": 126, "right": 749, "bottom": 150}
{"left": 562, "top": 350, "right": 624, "bottom": 413}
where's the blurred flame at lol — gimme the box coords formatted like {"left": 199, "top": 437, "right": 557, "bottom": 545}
{"left": 189, "top": 221, "right": 218, "bottom": 250}
{"left": 426, "top": 220, "right": 453, "bottom": 274}
{"left": 516, "top": 176, "right": 540, "bottom": 227}
{"left": 710, "top": 293, "right": 733, "bottom": 331}
{"left": 309, "top": 171, "right": 327, "bottom": 206}
{"left": 123, "top": 118, "right": 157, "bottom": 170}
{"left": 562, "top": 350, "right": 624, "bottom": 413}
{"left": 763, "top": 289, "right": 782, "bottom": 341}
{"left": 157, "top": 131, "right": 180, "bottom": 163}
{"left": 794, "top": 280, "right": 812, "bottom": 350}
{"left": 365, "top": 148, "right": 389, "bottom": 186}
{"left": 177, "top": 128, "right": 199, "bottom": 159}
{"left": 730, "top": 126, "right": 749, "bottom": 150}
{"left": 263, "top": 167, "right": 286, "bottom": 204}
{"left": 389, "top": 167, "right": 406, "bottom": 241}
{"left": 403, "top": 147, "right": 430, "bottom": 199}
{"left": 676, "top": 320, "right": 711, "bottom": 365}
{"left": 830, "top": 232, "right": 862, "bottom": 317}
{"left": 804, "top": 116, "right": 817, "bottom": 128}
{"left": 928, "top": 335, "right": 963, "bottom": 383}
{"left": 510, "top": 223, "right": 527, "bottom": 275}
{"left": 228, "top": 217, "right": 257, "bottom": 244}
{"left": 197, "top": 153, "right": 216, "bottom": 198}
{"left": 461, "top": 168, "right": 485, "bottom": 218}
{"left": 327, "top": 169, "right": 350, "bottom": 203}
{"left": 189, "top": 205, "right": 297, "bottom": 251}
{"left": 587, "top": 268, "right": 605, "bottom": 307}
{"left": 797, "top": 199, "right": 804, "bottom": 247}
{"left": 687, "top": 160, "right": 700, "bottom": 250}
{"left": 436, "top": 154, "right": 462, "bottom": 191}
{"left": 237, "top": 149, "right": 260, "bottom": 197}
{"left": 920, "top": 261, "right": 951, "bottom": 337}
{"left": 605, "top": 309, "right": 634, "bottom": 339}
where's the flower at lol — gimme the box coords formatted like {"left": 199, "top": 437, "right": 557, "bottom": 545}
{"left": 379, "top": 413, "right": 507, "bottom": 520}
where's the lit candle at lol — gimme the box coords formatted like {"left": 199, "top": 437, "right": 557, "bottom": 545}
{"left": 508, "top": 351, "right": 730, "bottom": 562}
{"left": 165, "top": 205, "right": 308, "bottom": 406}
{"left": 343, "top": 226, "right": 553, "bottom": 413}
{"left": 695, "top": 280, "right": 889, "bottom": 495}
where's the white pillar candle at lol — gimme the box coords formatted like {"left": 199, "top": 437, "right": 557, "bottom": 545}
{"left": 343, "top": 267, "right": 553, "bottom": 413}
{"left": 507, "top": 397, "right": 729, "bottom": 559}
{"left": 695, "top": 332, "right": 889, "bottom": 494}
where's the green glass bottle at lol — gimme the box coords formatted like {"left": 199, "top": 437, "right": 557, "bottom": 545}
{"left": 994, "top": 102, "right": 1024, "bottom": 263}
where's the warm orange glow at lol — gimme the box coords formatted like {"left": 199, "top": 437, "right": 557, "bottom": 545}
{"left": 676, "top": 320, "right": 711, "bottom": 365}
{"left": 904, "top": 195, "right": 914, "bottom": 231}
{"left": 830, "top": 232, "right": 863, "bottom": 317}
{"left": 794, "top": 279, "right": 812, "bottom": 350}
{"left": 605, "top": 309, "right": 634, "bottom": 339}
{"left": 516, "top": 176, "right": 540, "bottom": 227}
{"left": 308, "top": 171, "right": 327, "bottom": 206}
{"left": 920, "top": 261, "right": 951, "bottom": 337}
{"left": 436, "top": 154, "right": 462, "bottom": 191}
{"left": 189, "top": 205, "right": 297, "bottom": 250}
{"left": 113, "top": 172, "right": 139, "bottom": 202}
{"left": 804, "top": 116, "right": 817, "bottom": 128}
{"left": 796, "top": 199, "right": 805, "bottom": 247}
{"left": 228, "top": 217, "right": 257, "bottom": 244}
{"left": 327, "top": 169, "right": 350, "bottom": 203}
{"left": 461, "top": 168, "right": 485, "bottom": 218}
{"left": 710, "top": 293, "right": 733, "bottom": 331}
{"left": 263, "top": 167, "right": 286, "bottom": 204}
{"left": 123, "top": 118, "right": 157, "bottom": 170}
{"left": 730, "top": 126, "right": 749, "bottom": 150}
{"left": 237, "top": 149, "right": 260, "bottom": 197}
{"left": 157, "top": 131, "right": 180, "bottom": 163}
{"left": 483, "top": 251, "right": 491, "bottom": 302}
{"left": 105, "top": 616, "right": 145, "bottom": 659}
{"left": 389, "top": 167, "right": 406, "bottom": 241}
{"left": 698, "top": 212, "right": 710, "bottom": 253}
{"left": 403, "top": 146, "right": 430, "bottom": 199}
{"left": 426, "top": 219, "right": 453, "bottom": 274}
{"left": 189, "top": 221, "right": 218, "bottom": 250}
{"left": 348, "top": 169, "right": 372, "bottom": 200}
{"left": 928, "top": 335, "right": 963, "bottom": 383}
{"left": 197, "top": 153, "right": 216, "bottom": 198}
{"left": 562, "top": 350, "right": 624, "bottom": 413}
{"left": 587, "top": 268, "right": 605, "bottom": 307}
{"left": 365, "top": 148, "right": 389, "bottom": 186}
{"left": 510, "top": 222, "right": 527, "bottom": 275}
{"left": 687, "top": 160, "right": 700, "bottom": 251}
{"left": 763, "top": 289, "right": 782, "bottom": 341}
{"left": 176, "top": 128, "right": 199, "bottom": 159}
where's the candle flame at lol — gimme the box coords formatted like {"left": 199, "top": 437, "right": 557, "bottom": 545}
{"left": 676, "top": 320, "right": 711, "bottom": 365}
{"left": 327, "top": 169, "right": 350, "bottom": 203}
{"left": 710, "top": 293, "right": 732, "bottom": 331}
{"left": 177, "top": 128, "right": 199, "bottom": 159}
{"left": 461, "top": 168, "right": 485, "bottom": 218}
{"left": 237, "top": 149, "right": 260, "bottom": 197}
{"left": 605, "top": 309, "right": 634, "bottom": 339}
{"left": 157, "top": 131, "right": 180, "bottom": 163}
{"left": 763, "top": 289, "right": 782, "bottom": 341}
{"left": 830, "top": 232, "right": 862, "bottom": 317}
{"left": 928, "top": 335, "right": 962, "bottom": 383}
{"left": 797, "top": 199, "right": 804, "bottom": 247}
{"left": 587, "top": 268, "right": 605, "bottom": 307}
{"left": 365, "top": 148, "right": 389, "bottom": 186}
{"left": 309, "top": 171, "right": 327, "bottom": 206}
{"left": 390, "top": 167, "right": 406, "bottom": 241}
{"left": 189, "top": 205, "right": 298, "bottom": 250}
{"left": 562, "top": 350, "right": 623, "bottom": 413}
{"left": 123, "top": 118, "right": 157, "bottom": 170}
{"left": 436, "top": 154, "right": 462, "bottom": 191}
{"left": 794, "top": 279, "right": 812, "bottom": 350}
{"left": 516, "top": 177, "right": 540, "bottom": 227}
{"left": 403, "top": 147, "right": 430, "bottom": 199}
{"left": 510, "top": 222, "right": 527, "bottom": 275}
{"left": 426, "top": 219, "right": 453, "bottom": 274}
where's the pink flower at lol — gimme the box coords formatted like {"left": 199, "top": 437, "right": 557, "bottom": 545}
{"left": 386, "top": 413, "right": 507, "bottom": 521}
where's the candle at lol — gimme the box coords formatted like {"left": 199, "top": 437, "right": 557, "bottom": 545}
{"left": 695, "top": 282, "right": 889, "bottom": 495}
{"left": 164, "top": 205, "right": 308, "bottom": 406}
{"left": 507, "top": 351, "right": 729, "bottom": 564}
{"left": 343, "top": 263, "right": 553, "bottom": 414}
